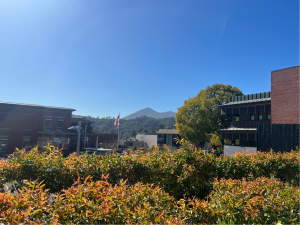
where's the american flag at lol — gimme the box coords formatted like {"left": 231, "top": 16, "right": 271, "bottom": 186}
{"left": 114, "top": 115, "right": 119, "bottom": 126}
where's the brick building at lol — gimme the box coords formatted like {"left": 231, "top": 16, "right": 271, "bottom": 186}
{"left": 271, "top": 66, "right": 299, "bottom": 124}
{"left": 0, "top": 101, "right": 75, "bottom": 156}
{"left": 0, "top": 101, "right": 117, "bottom": 156}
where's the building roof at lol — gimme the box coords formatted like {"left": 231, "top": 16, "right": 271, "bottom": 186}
{"left": 156, "top": 129, "right": 179, "bottom": 134}
{"left": 72, "top": 115, "right": 86, "bottom": 118}
{"left": 219, "top": 97, "right": 271, "bottom": 107}
{"left": 271, "top": 65, "right": 299, "bottom": 72}
{"left": 0, "top": 101, "right": 76, "bottom": 111}
{"left": 219, "top": 127, "right": 257, "bottom": 131}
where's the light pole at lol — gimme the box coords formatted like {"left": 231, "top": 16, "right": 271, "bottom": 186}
{"left": 68, "top": 121, "right": 82, "bottom": 155}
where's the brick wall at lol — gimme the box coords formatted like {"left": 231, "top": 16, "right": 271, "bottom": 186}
{"left": 271, "top": 66, "right": 300, "bottom": 124}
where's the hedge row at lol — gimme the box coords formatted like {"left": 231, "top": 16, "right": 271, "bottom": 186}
{"left": 0, "top": 140, "right": 299, "bottom": 200}
{"left": 1, "top": 176, "right": 298, "bottom": 224}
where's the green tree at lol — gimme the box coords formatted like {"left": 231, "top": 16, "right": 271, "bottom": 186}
{"left": 130, "top": 129, "right": 137, "bottom": 137}
{"left": 175, "top": 84, "right": 243, "bottom": 143}
{"left": 211, "top": 132, "right": 221, "bottom": 150}
{"left": 137, "top": 126, "right": 144, "bottom": 133}
{"left": 158, "top": 124, "right": 164, "bottom": 129}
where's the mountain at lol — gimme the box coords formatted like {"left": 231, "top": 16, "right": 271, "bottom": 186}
{"left": 123, "top": 108, "right": 176, "bottom": 120}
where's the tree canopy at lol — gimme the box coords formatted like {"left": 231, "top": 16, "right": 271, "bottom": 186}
{"left": 73, "top": 115, "right": 176, "bottom": 137}
{"left": 175, "top": 84, "right": 243, "bottom": 143}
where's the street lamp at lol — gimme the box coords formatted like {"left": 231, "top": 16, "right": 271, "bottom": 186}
{"left": 68, "top": 121, "right": 82, "bottom": 155}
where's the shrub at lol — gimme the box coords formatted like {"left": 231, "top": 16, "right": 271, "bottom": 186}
{"left": 0, "top": 176, "right": 187, "bottom": 224}
{"left": 0, "top": 141, "right": 299, "bottom": 200}
{"left": 1, "top": 177, "right": 298, "bottom": 224}
{"left": 201, "top": 176, "right": 300, "bottom": 224}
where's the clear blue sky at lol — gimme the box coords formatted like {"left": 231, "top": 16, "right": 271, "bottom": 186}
{"left": 0, "top": 0, "right": 298, "bottom": 118}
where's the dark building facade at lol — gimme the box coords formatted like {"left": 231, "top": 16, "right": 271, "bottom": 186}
{"left": 218, "top": 65, "right": 300, "bottom": 151}
{"left": 218, "top": 92, "right": 271, "bottom": 147}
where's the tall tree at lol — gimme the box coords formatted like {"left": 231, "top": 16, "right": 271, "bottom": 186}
{"left": 130, "top": 129, "right": 137, "bottom": 137}
{"left": 175, "top": 84, "right": 243, "bottom": 143}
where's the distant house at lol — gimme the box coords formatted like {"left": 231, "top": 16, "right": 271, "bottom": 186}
{"left": 156, "top": 129, "right": 180, "bottom": 147}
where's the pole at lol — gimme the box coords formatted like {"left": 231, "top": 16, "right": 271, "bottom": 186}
{"left": 76, "top": 121, "right": 81, "bottom": 155}
{"left": 84, "top": 124, "right": 87, "bottom": 150}
{"left": 96, "top": 136, "right": 98, "bottom": 150}
{"left": 118, "top": 112, "right": 120, "bottom": 149}
{"left": 167, "top": 125, "right": 169, "bottom": 146}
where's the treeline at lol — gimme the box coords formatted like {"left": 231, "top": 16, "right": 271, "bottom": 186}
{"left": 74, "top": 115, "right": 176, "bottom": 137}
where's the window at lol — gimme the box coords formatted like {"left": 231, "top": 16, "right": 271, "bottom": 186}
{"left": 259, "top": 114, "right": 263, "bottom": 120}
{"left": 57, "top": 118, "right": 64, "bottom": 131}
{"left": 248, "top": 106, "right": 255, "bottom": 113}
{"left": 225, "top": 133, "right": 232, "bottom": 140}
{"left": 0, "top": 137, "right": 8, "bottom": 152}
{"left": 256, "top": 105, "right": 264, "bottom": 113}
{"left": 268, "top": 114, "right": 271, "bottom": 120}
{"left": 233, "top": 108, "right": 239, "bottom": 115}
{"left": 44, "top": 117, "right": 51, "bottom": 131}
{"left": 265, "top": 105, "right": 271, "bottom": 112}
{"left": 225, "top": 108, "right": 232, "bottom": 115}
{"left": 22, "top": 137, "right": 30, "bottom": 148}
{"left": 251, "top": 114, "right": 255, "bottom": 120}
{"left": 240, "top": 107, "right": 247, "bottom": 113}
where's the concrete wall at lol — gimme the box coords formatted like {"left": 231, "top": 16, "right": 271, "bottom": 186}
{"left": 136, "top": 135, "right": 157, "bottom": 148}
{"left": 271, "top": 66, "right": 300, "bottom": 124}
{"left": 224, "top": 145, "right": 257, "bottom": 156}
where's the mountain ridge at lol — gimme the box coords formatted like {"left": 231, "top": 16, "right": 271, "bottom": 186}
{"left": 123, "top": 107, "right": 176, "bottom": 120}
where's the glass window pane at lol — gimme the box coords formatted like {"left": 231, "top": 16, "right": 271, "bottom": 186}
{"left": 57, "top": 120, "right": 63, "bottom": 131}
{"left": 45, "top": 119, "right": 51, "bottom": 130}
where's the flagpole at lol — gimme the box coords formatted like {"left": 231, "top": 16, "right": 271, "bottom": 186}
{"left": 118, "top": 112, "right": 120, "bottom": 149}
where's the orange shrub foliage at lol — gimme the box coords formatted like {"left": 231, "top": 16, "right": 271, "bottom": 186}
{"left": 0, "top": 140, "right": 299, "bottom": 201}
{"left": 0, "top": 177, "right": 299, "bottom": 224}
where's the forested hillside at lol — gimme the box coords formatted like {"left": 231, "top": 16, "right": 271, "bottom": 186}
{"left": 123, "top": 107, "right": 175, "bottom": 120}
{"left": 74, "top": 115, "right": 176, "bottom": 137}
